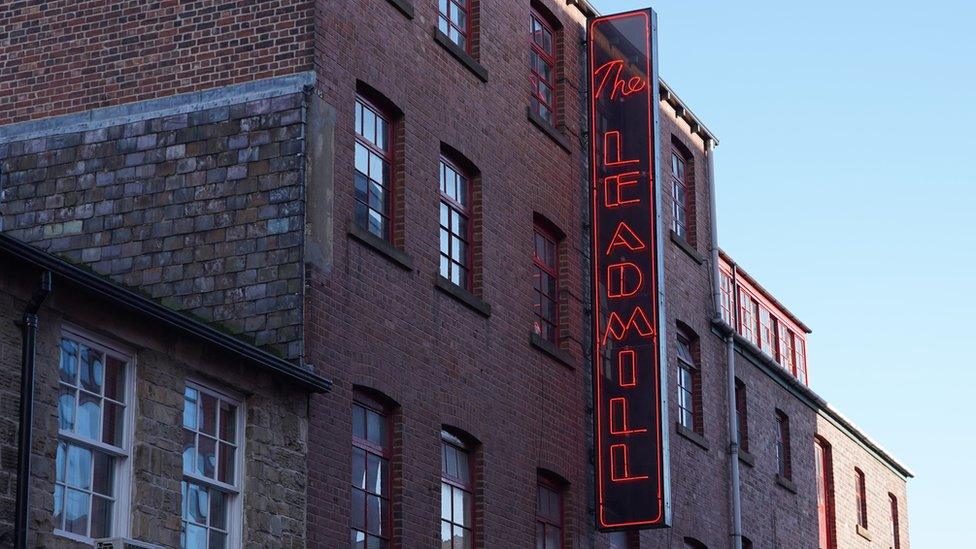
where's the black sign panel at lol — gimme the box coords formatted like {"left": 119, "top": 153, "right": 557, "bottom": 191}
{"left": 588, "top": 8, "right": 671, "bottom": 531}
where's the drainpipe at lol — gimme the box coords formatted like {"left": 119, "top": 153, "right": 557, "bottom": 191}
{"left": 705, "top": 138, "right": 742, "bottom": 549}
{"left": 14, "top": 271, "right": 53, "bottom": 549}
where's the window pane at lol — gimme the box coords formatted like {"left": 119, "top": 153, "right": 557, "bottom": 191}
{"left": 53, "top": 485, "right": 64, "bottom": 529}
{"left": 60, "top": 338, "right": 78, "bottom": 383}
{"left": 366, "top": 452, "right": 386, "bottom": 495}
{"left": 102, "top": 400, "right": 124, "bottom": 446}
{"left": 219, "top": 401, "right": 236, "bottom": 443}
{"left": 90, "top": 495, "right": 113, "bottom": 539}
{"left": 92, "top": 451, "right": 114, "bottom": 496}
{"left": 184, "top": 387, "right": 199, "bottom": 430}
{"left": 58, "top": 386, "right": 75, "bottom": 431}
{"left": 351, "top": 488, "right": 366, "bottom": 531}
{"left": 64, "top": 488, "right": 91, "bottom": 535}
{"left": 76, "top": 391, "right": 101, "bottom": 440}
{"left": 546, "top": 526, "right": 560, "bottom": 549}
{"left": 104, "top": 356, "right": 126, "bottom": 402}
{"left": 184, "top": 522, "right": 208, "bottom": 549}
{"left": 355, "top": 142, "right": 369, "bottom": 175}
{"left": 454, "top": 525, "right": 472, "bottom": 549}
{"left": 200, "top": 393, "right": 217, "bottom": 436}
{"left": 198, "top": 435, "right": 217, "bottom": 479}
{"left": 185, "top": 482, "right": 209, "bottom": 525}
{"left": 353, "top": 404, "right": 367, "bottom": 440}
{"left": 218, "top": 442, "right": 235, "bottom": 484}
{"left": 368, "top": 151, "right": 384, "bottom": 183}
{"left": 352, "top": 447, "right": 367, "bottom": 489}
{"left": 441, "top": 521, "right": 452, "bottom": 549}
{"left": 366, "top": 494, "right": 385, "bottom": 536}
{"left": 441, "top": 483, "right": 452, "bottom": 520}
{"left": 79, "top": 345, "right": 103, "bottom": 394}
{"left": 183, "top": 430, "right": 196, "bottom": 475}
{"left": 65, "top": 444, "right": 92, "bottom": 490}
{"left": 209, "top": 489, "right": 228, "bottom": 530}
{"left": 208, "top": 531, "right": 227, "bottom": 549}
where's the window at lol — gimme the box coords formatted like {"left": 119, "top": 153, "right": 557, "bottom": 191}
{"left": 889, "top": 493, "right": 901, "bottom": 549}
{"left": 676, "top": 329, "right": 701, "bottom": 434}
{"left": 742, "top": 537, "right": 753, "bottom": 549}
{"left": 719, "top": 271, "right": 733, "bottom": 323}
{"left": 529, "top": 12, "right": 556, "bottom": 123}
{"left": 54, "top": 332, "right": 132, "bottom": 541}
{"left": 794, "top": 337, "right": 807, "bottom": 384}
{"left": 815, "top": 438, "right": 835, "bottom": 549}
{"left": 439, "top": 158, "right": 472, "bottom": 290}
{"left": 775, "top": 410, "right": 792, "bottom": 480}
{"left": 684, "top": 538, "right": 708, "bottom": 549}
{"left": 758, "top": 307, "right": 774, "bottom": 356}
{"left": 535, "top": 476, "right": 563, "bottom": 549}
{"left": 441, "top": 430, "right": 475, "bottom": 549}
{"left": 532, "top": 225, "right": 559, "bottom": 342}
{"left": 855, "top": 468, "right": 868, "bottom": 529}
{"left": 671, "top": 152, "right": 689, "bottom": 239}
{"left": 738, "top": 290, "right": 757, "bottom": 345}
{"left": 734, "top": 379, "right": 749, "bottom": 453}
{"left": 777, "top": 324, "right": 795, "bottom": 374}
{"left": 351, "top": 395, "right": 391, "bottom": 548}
{"left": 354, "top": 97, "right": 393, "bottom": 240}
{"left": 181, "top": 383, "right": 242, "bottom": 549}
{"left": 438, "top": 0, "right": 471, "bottom": 51}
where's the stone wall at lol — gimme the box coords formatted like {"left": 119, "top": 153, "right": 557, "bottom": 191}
{"left": 0, "top": 89, "right": 308, "bottom": 360}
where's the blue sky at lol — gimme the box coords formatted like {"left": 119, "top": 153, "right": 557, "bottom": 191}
{"left": 597, "top": 0, "right": 976, "bottom": 545}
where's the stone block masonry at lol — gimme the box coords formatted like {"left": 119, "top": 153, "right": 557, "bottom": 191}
{"left": 0, "top": 88, "right": 310, "bottom": 360}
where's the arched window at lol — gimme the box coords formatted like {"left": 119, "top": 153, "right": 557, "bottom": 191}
{"left": 775, "top": 409, "right": 792, "bottom": 480}
{"left": 351, "top": 389, "right": 396, "bottom": 547}
{"left": 439, "top": 147, "right": 479, "bottom": 292}
{"left": 815, "top": 437, "right": 836, "bottom": 549}
{"left": 734, "top": 378, "right": 749, "bottom": 452}
{"left": 889, "top": 493, "right": 901, "bottom": 549}
{"left": 684, "top": 537, "right": 708, "bottom": 549}
{"left": 670, "top": 137, "right": 696, "bottom": 246}
{"left": 536, "top": 470, "right": 567, "bottom": 549}
{"left": 855, "top": 467, "right": 868, "bottom": 529}
{"left": 676, "top": 324, "right": 703, "bottom": 435}
{"left": 353, "top": 83, "right": 402, "bottom": 244}
{"left": 529, "top": 2, "right": 562, "bottom": 126}
{"left": 532, "top": 214, "right": 564, "bottom": 343}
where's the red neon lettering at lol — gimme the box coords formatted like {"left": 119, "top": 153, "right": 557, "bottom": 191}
{"left": 603, "top": 131, "right": 639, "bottom": 166}
{"left": 610, "top": 443, "right": 650, "bottom": 482}
{"left": 603, "top": 172, "right": 641, "bottom": 208}
{"left": 618, "top": 349, "right": 637, "bottom": 387}
{"left": 609, "top": 397, "right": 648, "bottom": 435}
{"left": 602, "top": 307, "right": 655, "bottom": 344}
{"left": 605, "top": 222, "right": 646, "bottom": 254}
{"left": 593, "top": 59, "right": 648, "bottom": 101}
{"left": 607, "top": 262, "right": 643, "bottom": 298}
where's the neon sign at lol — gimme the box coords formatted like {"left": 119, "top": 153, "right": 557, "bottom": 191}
{"left": 588, "top": 8, "right": 671, "bottom": 531}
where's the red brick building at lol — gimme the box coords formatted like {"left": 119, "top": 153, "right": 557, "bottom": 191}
{"left": 0, "top": 1, "right": 911, "bottom": 548}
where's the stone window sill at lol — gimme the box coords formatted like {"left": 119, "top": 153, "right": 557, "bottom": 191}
{"left": 384, "top": 0, "right": 414, "bottom": 18}
{"left": 670, "top": 230, "right": 703, "bottom": 264}
{"left": 433, "top": 29, "right": 488, "bottom": 82}
{"left": 676, "top": 423, "right": 709, "bottom": 452}
{"left": 529, "top": 332, "right": 574, "bottom": 368}
{"left": 738, "top": 449, "right": 756, "bottom": 468}
{"left": 775, "top": 474, "right": 798, "bottom": 494}
{"left": 434, "top": 274, "right": 491, "bottom": 317}
{"left": 347, "top": 222, "right": 414, "bottom": 271}
{"left": 856, "top": 524, "right": 872, "bottom": 541}
{"left": 527, "top": 107, "right": 571, "bottom": 153}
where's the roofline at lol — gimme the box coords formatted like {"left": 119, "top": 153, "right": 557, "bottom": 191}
{"left": 719, "top": 248, "right": 812, "bottom": 334}
{"left": 715, "top": 320, "right": 914, "bottom": 479}
{"left": 0, "top": 233, "right": 332, "bottom": 393}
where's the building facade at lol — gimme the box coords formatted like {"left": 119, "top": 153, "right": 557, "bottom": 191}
{"left": 0, "top": 1, "right": 910, "bottom": 548}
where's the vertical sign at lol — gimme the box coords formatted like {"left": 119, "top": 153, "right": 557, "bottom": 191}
{"left": 588, "top": 8, "right": 671, "bottom": 531}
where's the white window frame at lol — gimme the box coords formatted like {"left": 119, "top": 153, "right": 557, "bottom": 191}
{"left": 54, "top": 325, "right": 135, "bottom": 544}
{"left": 181, "top": 379, "right": 246, "bottom": 549}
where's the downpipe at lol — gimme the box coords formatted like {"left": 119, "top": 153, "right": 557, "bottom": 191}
{"left": 13, "top": 271, "right": 52, "bottom": 549}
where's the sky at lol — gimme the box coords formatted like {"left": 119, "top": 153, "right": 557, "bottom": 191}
{"left": 596, "top": 0, "right": 976, "bottom": 545}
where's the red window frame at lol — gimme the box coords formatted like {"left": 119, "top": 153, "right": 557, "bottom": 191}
{"left": 778, "top": 324, "right": 795, "bottom": 375}
{"left": 351, "top": 394, "right": 392, "bottom": 547}
{"left": 670, "top": 152, "right": 689, "bottom": 239}
{"left": 532, "top": 225, "right": 559, "bottom": 342}
{"left": 529, "top": 12, "right": 556, "bottom": 123}
{"left": 776, "top": 410, "right": 792, "bottom": 480}
{"left": 759, "top": 306, "right": 774, "bottom": 356}
{"left": 794, "top": 337, "right": 808, "bottom": 385}
{"left": 734, "top": 379, "right": 749, "bottom": 453}
{"left": 439, "top": 158, "right": 473, "bottom": 291}
{"left": 738, "top": 290, "right": 757, "bottom": 345}
{"left": 438, "top": 0, "right": 472, "bottom": 53}
{"left": 815, "top": 437, "right": 835, "bottom": 549}
{"left": 354, "top": 96, "right": 394, "bottom": 241}
{"left": 889, "top": 493, "right": 900, "bottom": 549}
{"left": 441, "top": 430, "right": 475, "bottom": 549}
{"left": 719, "top": 271, "right": 733, "bottom": 323}
{"left": 855, "top": 468, "right": 868, "bottom": 528}
{"left": 535, "top": 477, "right": 563, "bottom": 549}
{"left": 676, "top": 331, "right": 701, "bottom": 434}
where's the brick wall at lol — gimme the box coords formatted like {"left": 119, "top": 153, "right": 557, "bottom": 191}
{"left": 0, "top": 0, "right": 313, "bottom": 126}
{"left": 0, "top": 260, "right": 311, "bottom": 548}
{"left": 0, "top": 92, "right": 308, "bottom": 360}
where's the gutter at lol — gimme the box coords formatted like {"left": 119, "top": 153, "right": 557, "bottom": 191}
{"left": 13, "top": 271, "right": 52, "bottom": 549}
{"left": 0, "top": 233, "right": 332, "bottom": 393}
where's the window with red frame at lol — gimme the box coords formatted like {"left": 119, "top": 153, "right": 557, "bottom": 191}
{"left": 778, "top": 325, "right": 795, "bottom": 375}
{"left": 738, "top": 290, "right": 757, "bottom": 345}
{"left": 530, "top": 12, "right": 556, "bottom": 123}
{"left": 676, "top": 330, "right": 702, "bottom": 434}
{"left": 441, "top": 430, "right": 474, "bottom": 549}
{"left": 759, "top": 306, "right": 775, "bottom": 356}
{"left": 671, "top": 152, "right": 690, "bottom": 240}
{"left": 535, "top": 477, "right": 563, "bottom": 549}
{"left": 532, "top": 226, "right": 559, "bottom": 342}
{"left": 354, "top": 97, "right": 393, "bottom": 241}
{"left": 438, "top": 0, "right": 470, "bottom": 52}
{"left": 776, "top": 410, "right": 792, "bottom": 480}
{"left": 855, "top": 468, "right": 868, "bottom": 529}
{"left": 734, "top": 379, "right": 749, "bottom": 453}
{"left": 439, "top": 158, "right": 472, "bottom": 290}
{"left": 351, "top": 396, "right": 391, "bottom": 548}
{"left": 889, "top": 493, "right": 901, "bottom": 549}
{"left": 815, "top": 438, "right": 836, "bottom": 549}
{"left": 719, "top": 271, "right": 733, "bottom": 324}
{"left": 794, "top": 337, "right": 807, "bottom": 384}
